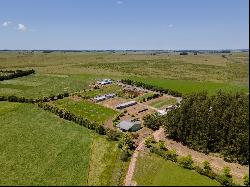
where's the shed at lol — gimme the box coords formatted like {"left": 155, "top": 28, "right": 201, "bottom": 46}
{"left": 117, "top": 120, "right": 141, "bottom": 132}
{"left": 116, "top": 101, "right": 137, "bottom": 109}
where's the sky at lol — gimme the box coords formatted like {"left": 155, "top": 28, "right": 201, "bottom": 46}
{"left": 0, "top": 0, "right": 249, "bottom": 50}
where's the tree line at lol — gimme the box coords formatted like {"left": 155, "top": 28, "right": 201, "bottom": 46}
{"left": 121, "top": 79, "right": 182, "bottom": 97}
{"left": 160, "top": 91, "right": 249, "bottom": 165}
{"left": 0, "top": 69, "right": 35, "bottom": 81}
{"left": 145, "top": 136, "right": 246, "bottom": 186}
{"left": 0, "top": 92, "right": 70, "bottom": 103}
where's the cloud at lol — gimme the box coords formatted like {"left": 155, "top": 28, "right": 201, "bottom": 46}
{"left": 17, "top": 24, "right": 27, "bottom": 32}
{"left": 2, "top": 21, "right": 11, "bottom": 27}
{"left": 168, "top": 24, "right": 174, "bottom": 28}
{"left": 116, "top": 1, "right": 123, "bottom": 5}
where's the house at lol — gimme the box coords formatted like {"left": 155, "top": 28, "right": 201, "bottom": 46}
{"left": 117, "top": 120, "right": 141, "bottom": 132}
{"left": 116, "top": 101, "right": 137, "bottom": 109}
{"left": 97, "top": 79, "right": 113, "bottom": 85}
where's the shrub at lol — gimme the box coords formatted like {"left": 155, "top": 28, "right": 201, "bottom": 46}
{"left": 120, "top": 150, "right": 131, "bottom": 162}
{"left": 178, "top": 155, "right": 194, "bottom": 169}
{"left": 164, "top": 149, "right": 178, "bottom": 162}
{"left": 158, "top": 140, "right": 167, "bottom": 150}
{"left": 243, "top": 175, "right": 249, "bottom": 186}
{"left": 106, "top": 129, "right": 121, "bottom": 141}
{"left": 118, "top": 133, "right": 135, "bottom": 151}
{"left": 144, "top": 135, "right": 156, "bottom": 148}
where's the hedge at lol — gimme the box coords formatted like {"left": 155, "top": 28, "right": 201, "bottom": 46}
{"left": 0, "top": 69, "right": 35, "bottom": 81}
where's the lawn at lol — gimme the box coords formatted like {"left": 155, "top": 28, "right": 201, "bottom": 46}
{"left": 149, "top": 97, "right": 177, "bottom": 109}
{"left": 0, "top": 102, "right": 93, "bottom": 185}
{"left": 53, "top": 97, "right": 119, "bottom": 123}
{"left": 133, "top": 152, "right": 220, "bottom": 186}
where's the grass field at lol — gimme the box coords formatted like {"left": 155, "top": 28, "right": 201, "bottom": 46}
{"left": 0, "top": 102, "right": 92, "bottom": 185}
{"left": 0, "top": 74, "right": 95, "bottom": 98}
{"left": 133, "top": 152, "right": 220, "bottom": 186}
{"left": 53, "top": 97, "right": 119, "bottom": 123}
{"left": 149, "top": 97, "right": 177, "bottom": 109}
{"left": 0, "top": 52, "right": 248, "bottom": 95}
{"left": 0, "top": 102, "right": 127, "bottom": 186}
{"left": 131, "top": 77, "right": 248, "bottom": 95}
{"left": 136, "top": 92, "right": 156, "bottom": 102}
{"left": 87, "top": 136, "right": 129, "bottom": 186}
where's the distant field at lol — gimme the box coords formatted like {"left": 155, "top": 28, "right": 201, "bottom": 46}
{"left": 0, "top": 74, "right": 94, "bottom": 98}
{"left": 0, "top": 102, "right": 127, "bottom": 186}
{"left": 133, "top": 152, "right": 220, "bottom": 186}
{"left": 149, "top": 97, "right": 177, "bottom": 109}
{"left": 0, "top": 52, "right": 248, "bottom": 95}
{"left": 130, "top": 77, "right": 248, "bottom": 95}
{"left": 53, "top": 97, "right": 119, "bottom": 123}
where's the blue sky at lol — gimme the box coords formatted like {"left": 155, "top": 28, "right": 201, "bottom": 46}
{"left": 0, "top": 0, "right": 249, "bottom": 50}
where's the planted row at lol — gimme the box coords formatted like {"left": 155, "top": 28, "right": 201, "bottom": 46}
{"left": 0, "top": 69, "right": 35, "bottom": 81}
{"left": 121, "top": 79, "right": 182, "bottom": 97}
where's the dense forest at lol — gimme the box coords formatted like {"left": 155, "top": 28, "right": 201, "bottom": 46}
{"left": 162, "top": 91, "right": 249, "bottom": 165}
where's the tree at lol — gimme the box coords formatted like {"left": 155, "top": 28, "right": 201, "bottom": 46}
{"left": 118, "top": 133, "right": 135, "bottom": 151}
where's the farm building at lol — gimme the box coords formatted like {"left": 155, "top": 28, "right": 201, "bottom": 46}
{"left": 117, "top": 120, "right": 141, "bottom": 132}
{"left": 97, "top": 79, "right": 113, "bottom": 85}
{"left": 157, "top": 109, "right": 167, "bottom": 116}
{"left": 116, "top": 101, "right": 137, "bottom": 109}
{"left": 93, "top": 93, "right": 116, "bottom": 102}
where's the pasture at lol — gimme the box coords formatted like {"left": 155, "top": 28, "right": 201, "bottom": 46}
{"left": 0, "top": 102, "right": 126, "bottom": 186}
{"left": 52, "top": 97, "right": 119, "bottom": 123}
{"left": 133, "top": 152, "right": 220, "bottom": 186}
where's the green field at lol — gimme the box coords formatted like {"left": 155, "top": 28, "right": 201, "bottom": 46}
{"left": 149, "top": 97, "right": 177, "bottom": 109}
{"left": 0, "top": 74, "right": 95, "bottom": 98}
{"left": 0, "top": 102, "right": 127, "bottom": 186}
{"left": 133, "top": 152, "right": 220, "bottom": 186}
{"left": 0, "top": 52, "right": 248, "bottom": 95}
{"left": 131, "top": 77, "right": 248, "bottom": 95}
{"left": 53, "top": 97, "right": 119, "bottom": 123}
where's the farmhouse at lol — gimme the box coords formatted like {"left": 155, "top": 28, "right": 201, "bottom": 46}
{"left": 116, "top": 100, "right": 137, "bottom": 109}
{"left": 117, "top": 120, "right": 141, "bottom": 132}
{"left": 93, "top": 93, "right": 116, "bottom": 102}
{"left": 97, "top": 79, "right": 113, "bottom": 85}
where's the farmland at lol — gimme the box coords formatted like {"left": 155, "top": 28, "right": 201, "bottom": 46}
{"left": 133, "top": 152, "right": 221, "bottom": 186}
{"left": 0, "top": 51, "right": 249, "bottom": 186}
{"left": 52, "top": 97, "right": 119, "bottom": 123}
{"left": 0, "top": 102, "right": 127, "bottom": 186}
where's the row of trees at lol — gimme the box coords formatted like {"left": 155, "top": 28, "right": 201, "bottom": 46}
{"left": 139, "top": 93, "right": 161, "bottom": 103}
{"left": 0, "top": 92, "right": 70, "bottom": 103}
{"left": 162, "top": 91, "right": 249, "bottom": 165}
{"left": 121, "top": 79, "right": 182, "bottom": 97}
{"left": 37, "top": 102, "right": 123, "bottom": 141}
{"left": 145, "top": 136, "right": 239, "bottom": 186}
{"left": 0, "top": 69, "right": 35, "bottom": 81}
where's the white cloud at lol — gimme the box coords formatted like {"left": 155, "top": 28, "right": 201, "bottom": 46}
{"left": 116, "top": 1, "right": 123, "bottom": 5}
{"left": 168, "top": 24, "right": 174, "bottom": 28}
{"left": 17, "top": 24, "right": 27, "bottom": 32}
{"left": 2, "top": 21, "right": 11, "bottom": 27}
